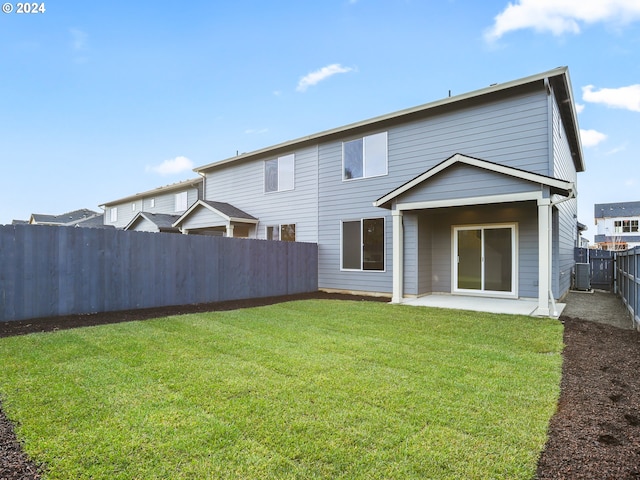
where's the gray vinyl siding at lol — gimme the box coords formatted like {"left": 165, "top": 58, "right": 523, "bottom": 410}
{"left": 408, "top": 203, "right": 539, "bottom": 298}
{"left": 204, "top": 146, "right": 319, "bottom": 243}
{"left": 387, "top": 88, "right": 551, "bottom": 185}
{"left": 181, "top": 208, "right": 228, "bottom": 230}
{"left": 398, "top": 164, "right": 540, "bottom": 205}
{"left": 552, "top": 90, "right": 579, "bottom": 298}
{"left": 318, "top": 88, "right": 550, "bottom": 294}
{"left": 130, "top": 217, "right": 160, "bottom": 233}
{"left": 105, "top": 187, "right": 199, "bottom": 229}
{"left": 318, "top": 139, "right": 393, "bottom": 294}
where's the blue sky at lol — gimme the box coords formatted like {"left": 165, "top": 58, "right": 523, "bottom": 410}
{"left": 1, "top": 0, "right": 639, "bottom": 241}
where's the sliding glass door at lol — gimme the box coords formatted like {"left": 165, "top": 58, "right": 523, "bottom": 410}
{"left": 454, "top": 225, "right": 516, "bottom": 295}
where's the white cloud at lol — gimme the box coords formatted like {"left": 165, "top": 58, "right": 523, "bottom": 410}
{"left": 604, "top": 143, "right": 628, "bottom": 155}
{"left": 485, "top": 0, "right": 640, "bottom": 42}
{"left": 146, "top": 156, "right": 194, "bottom": 175}
{"left": 70, "top": 28, "right": 88, "bottom": 51}
{"left": 296, "top": 64, "right": 354, "bottom": 92}
{"left": 575, "top": 103, "right": 585, "bottom": 113}
{"left": 582, "top": 84, "right": 640, "bottom": 112}
{"left": 580, "top": 129, "right": 607, "bottom": 147}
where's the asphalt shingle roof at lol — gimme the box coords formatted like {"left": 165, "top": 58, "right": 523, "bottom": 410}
{"left": 594, "top": 201, "right": 640, "bottom": 219}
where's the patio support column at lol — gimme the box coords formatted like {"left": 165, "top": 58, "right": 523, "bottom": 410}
{"left": 391, "top": 209, "right": 404, "bottom": 303}
{"left": 226, "top": 224, "right": 234, "bottom": 238}
{"left": 537, "top": 198, "right": 551, "bottom": 316}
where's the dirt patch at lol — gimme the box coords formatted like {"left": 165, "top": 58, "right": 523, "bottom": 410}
{"left": 1, "top": 292, "right": 639, "bottom": 479}
{"left": 536, "top": 315, "right": 640, "bottom": 479}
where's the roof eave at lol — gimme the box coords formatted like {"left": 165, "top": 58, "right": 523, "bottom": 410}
{"left": 100, "top": 178, "right": 202, "bottom": 208}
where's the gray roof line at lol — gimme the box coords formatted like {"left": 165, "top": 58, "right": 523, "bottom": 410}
{"left": 100, "top": 177, "right": 202, "bottom": 207}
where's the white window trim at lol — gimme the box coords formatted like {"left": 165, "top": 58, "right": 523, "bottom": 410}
{"left": 110, "top": 207, "right": 118, "bottom": 223}
{"left": 451, "top": 223, "right": 518, "bottom": 298}
{"left": 266, "top": 223, "right": 297, "bottom": 241}
{"left": 342, "top": 131, "right": 388, "bottom": 182}
{"left": 340, "top": 217, "right": 386, "bottom": 272}
{"left": 264, "top": 154, "right": 295, "bottom": 193}
{"left": 175, "top": 191, "right": 188, "bottom": 212}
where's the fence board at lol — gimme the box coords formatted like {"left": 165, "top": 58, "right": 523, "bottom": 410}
{"left": 0, "top": 225, "right": 318, "bottom": 322}
{"left": 615, "top": 246, "right": 640, "bottom": 331}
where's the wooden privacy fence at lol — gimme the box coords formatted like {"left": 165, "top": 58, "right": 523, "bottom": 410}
{"left": 0, "top": 225, "right": 318, "bottom": 322}
{"left": 615, "top": 246, "right": 640, "bottom": 331}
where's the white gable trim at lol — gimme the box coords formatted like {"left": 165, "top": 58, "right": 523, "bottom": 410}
{"left": 123, "top": 212, "right": 151, "bottom": 231}
{"left": 373, "top": 154, "right": 574, "bottom": 209}
{"left": 173, "top": 200, "right": 259, "bottom": 228}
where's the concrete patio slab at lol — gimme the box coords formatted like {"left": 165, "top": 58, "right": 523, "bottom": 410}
{"left": 401, "top": 294, "right": 566, "bottom": 318}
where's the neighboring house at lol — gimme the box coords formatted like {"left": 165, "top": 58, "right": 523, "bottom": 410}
{"left": 174, "top": 200, "right": 258, "bottom": 237}
{"left": 178, "top": 66, "right": 584, "bottom": 317}
{"left": 29, "top": 209, "right": 106, "bottom": 228}
{"left": 594, "top": 201, "right": 640, "bottom": 250}
{"left": 100, "top": 178, "right": 203, "bottom": 230}
{"left": 124, "top": 213, "right": 181, "bottom": 233}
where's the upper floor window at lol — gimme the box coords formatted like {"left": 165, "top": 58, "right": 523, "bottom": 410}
{"left": 175, "top": 191, "right": 188, "bottom": 212}
{"left": 343, "top": 132, "right": 388, "bottom": 181}
{"left": 131, "top": 203, "right": 136, "bottom": 212}
{"left": 614, "top": 220, "right": 639, "bottom": 233}
{"left": 265, "top": 154, "right": 295, "bottom": 193}
{"left": 110, "top": 207, "right": 118, "bottom": 223}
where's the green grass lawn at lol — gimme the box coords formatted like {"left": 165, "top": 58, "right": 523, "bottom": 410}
{"left": 0, "top": 300, "right": 564, "bottom": 479}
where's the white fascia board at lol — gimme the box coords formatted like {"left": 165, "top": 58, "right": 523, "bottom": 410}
{"left": 228, "top": 217, "right": 259, "bottom": 224}
{"left": 395, "top": 191, "right": 544, "bottom": 212}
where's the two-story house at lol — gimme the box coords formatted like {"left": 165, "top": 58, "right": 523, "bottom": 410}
{"left": 594, "top": 201, "right": 640, "bottom": 250}
{"left": 100, "top": 178, "right": 203, "bottom": 231}
{"left": 174, "top": 67, "right": 584, "bottom": 317}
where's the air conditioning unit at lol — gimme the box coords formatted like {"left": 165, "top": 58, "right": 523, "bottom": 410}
{"left": 575, "top": 263, "right": 591, "bottom": 291}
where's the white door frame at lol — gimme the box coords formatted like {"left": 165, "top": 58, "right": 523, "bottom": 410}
{"left": 452, "top": 223, "right": 518, "bottom": 298}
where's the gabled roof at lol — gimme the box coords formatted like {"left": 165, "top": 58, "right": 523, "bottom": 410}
{"left": 373, "top": 153, "right": 575, "bottom": 209}
{"left": 173, "top": 200, "right": 258, "bottom": 228}
{"left": 30, "top": 209, "right": 100, "bottom": 226}
{"left": 594, "top": 201, "right": 640, "bottom": 219}
{"left": 73, "top": 214, "right": 114, "bottom": 229}
{"left": 195, "top": 67, "right": 584, "bottom": 174}
{"left": 100, "top": 178, "right": 202, "bottom": 207}
{"left": 124, "top": 212, "right": 181, "bottom": 232}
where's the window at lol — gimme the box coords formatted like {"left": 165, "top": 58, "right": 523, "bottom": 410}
{"left": 341, "top": 218, "right": 385, "bottom": 271}
{"left": 149, "top": 198, "right": 155, "bottom": 208}
{"left": 265, "top": 154, "right": 295, "bottom": 193}
{"left": 343, "top": 132, "right": 387, "bottom": 180}
{"left": 281, "top": 224, "right": 296, "bottom": 242}
{"left": 267, "top": 224, "right": 296, "bottom": 242}
{"left": 267, "top": 226, "right": 279, "bottom": 241}
{"left": 110, "top": 207, "right": 118, "bottom": 223}
{"left": 614, "top": 220, "right": 640, "bottom": 233}
{"left": 131, "top": 203, "right": 136, "bottom": 212}
{"left": 453, "top": 224, "right": 516, "bottom": 295}
{"left": 175, "top": 191, "right": 188, "bottom": 212}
